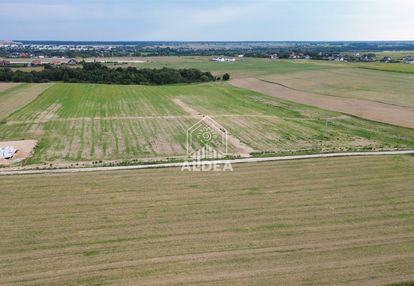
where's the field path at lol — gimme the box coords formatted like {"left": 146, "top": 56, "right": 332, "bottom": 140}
{"left": 173, "top": 98, "right": 254, "bottom": 157}
{"left": 230, "top": 78, "right": 414, "bottom": 129}
{"left": 1, "top": 149, "right": 413, "bottom": 175}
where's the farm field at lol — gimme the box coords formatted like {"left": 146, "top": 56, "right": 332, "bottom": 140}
{"left": 106, "top": 56, "right": 332, "bottom": 78}
{"left": 0, "top": 82, "right": 21, "bottom": 92}
{"left": 0, "top": 156, "right": 413, "bottom": 285}
{"left": 259, "top": 68, "right": 414, "bottom": 108}
{"left": 2, "top": 82, "right": 414, "bottom": 165}
{"left": 357, "top": 63, "right": 414, "bottom": 74}
{"left": 0, "top": 83, "right": 53, "bottom": 121}
{"left": 366, "top": 51, "right": 414, "bottom": 60}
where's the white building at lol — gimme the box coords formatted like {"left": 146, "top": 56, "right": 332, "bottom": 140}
{"left": 210, "top": 57, "right": 236, "bottom": 62}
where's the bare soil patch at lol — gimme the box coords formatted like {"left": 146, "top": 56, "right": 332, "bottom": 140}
{"left": 230, "top": 78, "right": 414, "bottom": 129}
{"left": 0, "top": 140, "right": 37, "bottom": 165}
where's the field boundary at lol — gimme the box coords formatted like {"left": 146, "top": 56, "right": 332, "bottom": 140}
{"left": 1, "top": 150, "right": 413, "bottom": 176}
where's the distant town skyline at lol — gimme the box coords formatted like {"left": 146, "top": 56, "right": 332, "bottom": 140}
{"left": 1, "top": 0, "right": 413, "bottom": 41}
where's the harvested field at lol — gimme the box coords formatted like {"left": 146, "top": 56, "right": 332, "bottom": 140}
{"left": 230, "top": 78, "right": 414, "bottom": 129}
{"left": 0, "top": 156, "right": 413, "bottom": 285}
{"left": 0, "top": 140, "right": 37, "bottom": 165}
{"left": 260, "top": 68, "right": 414, "bottom": 108}
{"left": 0, "top": 83, "right": 54, "bottom": 121}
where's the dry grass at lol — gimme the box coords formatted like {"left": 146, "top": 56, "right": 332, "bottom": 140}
{"left": 230, "top": 77, "right": 414, "bottom": 129}
{"left": 0, "top": 83, "right": 21, "bottom": 92}
{"left": 260, "top": 68, "right": 414, "bottom": 108}
{"left": 0, "top": 156, "right": 413, "bottom": 285}
{"left": 0, "top": 83, "right": 54, "bottom": 120}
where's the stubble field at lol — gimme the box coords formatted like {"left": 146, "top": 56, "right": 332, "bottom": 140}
{"left": 259, "top": 68, "right": 414, "bottom": 108}
{"left": 0, "top": 156, "right": 413, "bottom": 285}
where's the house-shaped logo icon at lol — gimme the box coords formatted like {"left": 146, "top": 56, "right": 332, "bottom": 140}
{"left": 186, "top": 116, "right": 228, "bottom": 158}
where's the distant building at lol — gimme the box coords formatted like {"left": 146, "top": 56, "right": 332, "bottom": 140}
{"left": 50, "top": 60, "right": 61, "bottom": 65}
{"left": 381, "top": 56, "right": 392, "bottom": 63}
{"left": 67, "top": 58, "right": 78, "bottom": 65}
{"left": 31, "top": 59, "right": 42, "bottom": 65}
{"left": 270, "top": 54, "right": 279, "bottom": 60}
{"left": 289, "top": 53, "right": 299, "bottom": 59}
{"left": 210, "top": 57, "right": 236, "bottom": 62}
{"left": 360, "top": 54, "right": 376, "bottom": 62}
{"left": 402, "top": 56, "right": 414, "bottom": 64}
{"left": 0, "top": 60, "right": 10, "bottom": 66}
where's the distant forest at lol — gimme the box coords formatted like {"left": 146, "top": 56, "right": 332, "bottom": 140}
{"left": 0, "top": 63, "right": 220, "bottom": 85}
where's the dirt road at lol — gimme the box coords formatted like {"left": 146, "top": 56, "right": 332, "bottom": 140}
{"left": 1, "top": 150, "right": 413, "bottom": 176}
{"left": 230, "top": 78, "right": 414, "bottom": 129}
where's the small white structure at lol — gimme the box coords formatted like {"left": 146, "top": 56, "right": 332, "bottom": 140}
{"left": 210, "top": 57, "right": 236, "bottom": 62}
{"left": 0, "top": 146, "right": 17, "bottom": 159}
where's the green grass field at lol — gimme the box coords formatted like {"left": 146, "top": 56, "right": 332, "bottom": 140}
{"left": 1, "top": 82, "right": 414, "bottom": 165}
{"left": 108, "top": 56, "right": 332, "bottom": 78}
{"left": 357, "top": 63, "right": 414, "bottom": 74}
{"left": 1, "top": 156, "right": 413, "bottom": 285}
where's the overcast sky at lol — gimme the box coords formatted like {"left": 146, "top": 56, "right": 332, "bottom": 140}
{"left": 1, "top": 0, "right": 413, "bottom": 41}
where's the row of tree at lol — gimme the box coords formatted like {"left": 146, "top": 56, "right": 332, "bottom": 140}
{"left": 0, "top": 63, "right": 226, "bottom": 85}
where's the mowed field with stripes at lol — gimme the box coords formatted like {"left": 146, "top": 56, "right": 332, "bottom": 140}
{"left": 1, "top": 156, "right": 413, "bottom": 285}
{"left": 1, "top": 82, "right": 414, "bottom": 165}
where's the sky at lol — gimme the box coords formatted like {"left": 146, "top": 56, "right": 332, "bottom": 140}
{"left": 0, "top": 0, "right": 413, "bottom": 41}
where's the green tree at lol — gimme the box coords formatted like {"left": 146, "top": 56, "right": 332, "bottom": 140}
{"left": 63, "top": 71, "right": 70, "bottom": 82}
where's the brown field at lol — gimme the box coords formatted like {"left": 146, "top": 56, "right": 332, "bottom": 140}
{"left": 0, "top": 83, "right": 21, "bottom": 92}
{"left": 260, "top": 68, "right": 414, "bottom": 108}
{"left": 230, "top": 78, "right": 414, "bottom": 129}
{"left": 0, "top": 156, "right": 413, "bottom": 285}
{"left": 0, "top": 83, "right": 54, "bottom": 121}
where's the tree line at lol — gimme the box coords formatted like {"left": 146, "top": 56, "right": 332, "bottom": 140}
{"left": 0, "top": 63, "right": 226, "bottom": 85}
